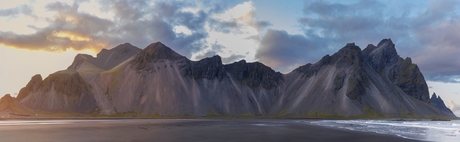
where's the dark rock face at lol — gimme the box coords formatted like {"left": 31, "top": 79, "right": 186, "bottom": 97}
{"left": 130, "top": 42, "right": 186, "bottom": 72}
{"left": 20, "top": 71, "right": 97, "bottom": 113}
{"left": 17, "top": 74, "right": 43, "bottom": 101}
{"left": 430, "top": 93, "right": 456, "bottom": 117}
{"left": 295, "top": 43, "right": 364, "bottom": 77}
{"left": 185, "top": 55, "right": 226, "bottom": 80}
{"left": 225, "top": 60, "right": 283, "bottom": 89}
{"left": 364, "top": 39, "right": 400, "bottom": 73}
{"left": 388, "top": 57, "right": 430, "bottom": 102}
{"left": 294, "top": 43, "right": 368, "bottom": 102}
{"left": 364, "top": 39, "right": 430, "bottom": 103}
{"left": 182, "top": 55, "right": 284, "bottom": 89}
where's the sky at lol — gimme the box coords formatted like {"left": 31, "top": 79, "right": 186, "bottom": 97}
{"left": 0, "top": 0, "right": 459, "bottom": 116}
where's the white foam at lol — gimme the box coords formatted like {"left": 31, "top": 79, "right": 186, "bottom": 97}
{"left": 311, "top": 120, "right": 460, "bottom": 142}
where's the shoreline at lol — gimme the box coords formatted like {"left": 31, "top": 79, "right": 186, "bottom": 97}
{"left": 0, "top": 118, "right": 421, "bottom": 142}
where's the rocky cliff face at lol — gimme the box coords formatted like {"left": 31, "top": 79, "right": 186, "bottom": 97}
{"left": 364, "top": 39, "right": 430, "bottom": 103}
{"left": 18, "top": 71, "right": 97, "bottom": 113}
{"left": 17, "top": 74, "right": 42, "bottom": 100}
{"left": 68, "top": 43, "right": 141, "bottom": 72}
{"left": 430, "top": 93, "right": 456, "bottom": 117}
{"left": 15, "top": 39, "right": 455, "bottom": 118}
{"left": 274, "top": 39, "right": 449, "bottom": 117}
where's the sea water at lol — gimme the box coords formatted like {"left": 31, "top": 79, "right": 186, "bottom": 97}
{"left": 311, "top": 119, "right": 460, "bottom": 142}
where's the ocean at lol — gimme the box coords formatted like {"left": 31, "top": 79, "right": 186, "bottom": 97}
{"left": 311, "top": 119, "right": 460, "bottom": 142}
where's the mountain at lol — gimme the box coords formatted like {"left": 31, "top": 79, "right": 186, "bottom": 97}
{"left": 13, "top": 39, "right": 456, "bottom": 118}
{"left": 0, "top": 94, "right": 33, "bottom": 115}
{"left": 430, "top": 93, "right": 456, "bottom": 117}
{"left": 274, "top": 40, "right": 441, "bottom": 116}
{"left": 67, "top": 43, "right": 141, "bottom": 72}
{"left": 16, "top": 71, "right": 97, "bottom": 113}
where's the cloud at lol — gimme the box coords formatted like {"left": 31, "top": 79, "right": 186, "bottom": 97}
{"left": 222, "top": 54, "right": 245, "bottom": 64}
{"left": 0, "top": 0, "right": 211, "bottom": 57}
{"left": 256, "top": 29, "right": 330, "bottom": 72}
{"left": 0, "top": 5, "right": 31, "bottom": 17}
{"left": 299, "top": 0, "right": 412, "bottom": 49}
{"left": 208, "top": 1, "right": 270, "bottom": 34}
{"left": 424, "top": 75, "right": 460, "bottom": 83}
{"left": 447, "top": 100, "right": 460, "bottom": 116}
{"left": 0, "top": 1, "right": 113, "bottom": 52}
{"left": 2, "top": 0, "right": 460, "bottom": 82}
{"left": 294, "top": 0, "right": 460, "bottom": 82}
{"left": 194, "top": 42, "right": 245, "bottom": 64}
{"left": 194, "top": 42, "right": 225, "bottom": 59}
{"left": 254, "top": 0, "right": 414, "bottom": 73}
{"left": 407, "top": 0, "right": 460, "bottom": 83}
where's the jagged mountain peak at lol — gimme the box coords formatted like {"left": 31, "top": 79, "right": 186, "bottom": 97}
{"left": 377, "top": 38, "right": 393, "bottom": 47}
{"left": 331, "top": 42, "right": 364, "bottom": 66}
{"left": 68, "top": 43, "right": 141, "bottom": 71}
{"left": 366, "top": 38, "right": 400, "bottom": 73}
{"left": 141, "top": 42, "right": 184, "bottom": 60}
{"left": 16, "top": 74, "right": 43, "bottom": 101}
{"left": 362, "top": 44, "right": 377, "bottom": 57}
{"left": 363, "top": 38, "right": 397, "bottom": 57}
{"left": 184, "top": 55, "right": 226, "bottom": 80}
{"left": 224, "top": 60, "right": 283, "bottom": 89}
{"left": 97, "top": 43, "right": 140, "bottom": 58}
{"left": 293, "top": 42, "right": 364, "bottom": 77}
{"left": 430, "top": 92, "right": 456, "bottom": 117}
{"left": 0, "top": 93, "right": 33, "bottom": 114}
{"left": 1, "top": 94, "right": 13, "bottom": 101}
{"left": 431, "top": 93, "right": 438, "bottom": 99}
{"left": 373, "top": 38, "right": 397, "bottom": 56}
{"left": 129, "top": 42, "right": 187, "bottom": 72}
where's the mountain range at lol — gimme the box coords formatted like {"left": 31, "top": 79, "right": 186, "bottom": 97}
{"left": 5, "top": 39, "right": 456, "bottom": 118}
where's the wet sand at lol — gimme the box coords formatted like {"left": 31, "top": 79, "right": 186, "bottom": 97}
{"left": 0, "top": 119, "right": 420, "bottom": 142}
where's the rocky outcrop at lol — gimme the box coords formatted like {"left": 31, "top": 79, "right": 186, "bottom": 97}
{"left": 17, "top": 74, "right": 43, "bottom": 101}
{"left": 129, "top": 42, "right": 186, "bottom": 72}
{"left": 68, "top": 43, "right": 141, "bottom": 71}
{"left": 225, "top": 60, "right": 283, "bottom": 89}
{"left": 19, "top": 71, "right": 97, "bottom": 113}
{"left": 430, "top": 93, "right": 456, "bottom": 117}
{"left": 16, "top": 39, "right": 454, "bottom": 118}
{"left": 388, "top": 57, "right": 429, "bottom": 102}
{"left": 365, "top": 39, "right": 400, "bottom": 73}
{"left": 0, "top": 94, "right": 32, "bottom": 114}
{"left": 364, "top": 39, "right": 429, "bottom": 103}
{"left": 182, "top": 55, "right": 226, "bottom": 80}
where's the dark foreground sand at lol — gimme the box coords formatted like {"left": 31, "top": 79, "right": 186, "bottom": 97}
{"left": 0, "top": 119, "right": 419, "bottom": 142}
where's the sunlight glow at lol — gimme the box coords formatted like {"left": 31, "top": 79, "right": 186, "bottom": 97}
{"left": 52, "top": 31, "right": 92, "bottom": 42}
{"left": 0, "top": 45, "right": 96, "bottom": 96}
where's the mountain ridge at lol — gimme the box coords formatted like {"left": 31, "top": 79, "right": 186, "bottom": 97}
{"left": 9, "top": 39, "right": 457, "bottom": 118}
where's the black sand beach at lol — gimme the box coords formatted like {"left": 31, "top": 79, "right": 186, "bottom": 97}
{"left": 0, "top": 119, "right": 420, "bottom": 142}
